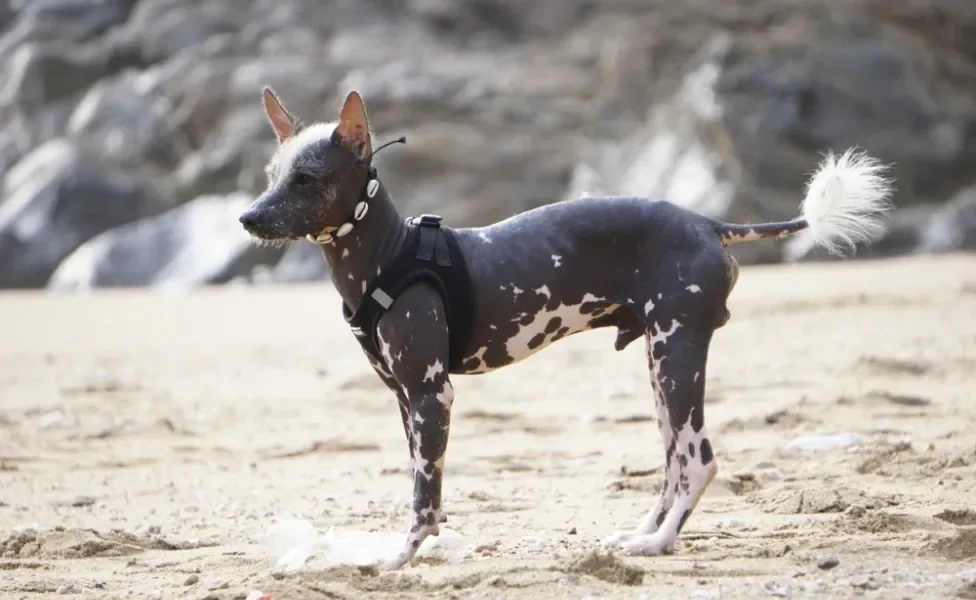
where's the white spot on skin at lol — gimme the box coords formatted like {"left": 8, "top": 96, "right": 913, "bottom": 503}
{"left": 423, "top": 359, "right": 444, "bottom": 383}
{"left": 686, "top": 284, "right": 701, "bottom": 294}
{"left": 694, "top": 371, "right": 700, "bottom": 382}
{"left": 378, "top": 332, "right": 395, "bottom": 368}
{"left": 478, "top": 231, "right": 492, "bottom": 244}
{"left": 347, "top": 273, "right": 354, "bottom": 280}
{"left": 361, "top": 280, "right": 367, "bottom": 294}
{"left": 341, "top": 248, "right": 349, "bottom": 259}
{"left": 462, "top": 346, "right": 490, "bottom": 374}
{"left": 535, "top": 285, "right": 551, "bottom": 299}
{"left": 648, "top": 319, "right": 682, "bottom": 355}
{"left": 512, "top": 285, "right": 523, "bottom": 297}
{"left": 504, "top": 298, "right": 606, "bottom": 363}
{"left": 644, "top": 298, "right": 655, "bottom": 316}
{"left": 436, "top": 380, "right": 455, "bottom": 407}
{"left": 551, "top": 255, "right": 562, "bottom": 267}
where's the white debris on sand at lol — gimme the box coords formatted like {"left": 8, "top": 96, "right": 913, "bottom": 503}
{"left": 784, "top": 432, "right": 863, "bottom": 453}
{"left": 260, "top": 513, "right": 466, "bottom": 572}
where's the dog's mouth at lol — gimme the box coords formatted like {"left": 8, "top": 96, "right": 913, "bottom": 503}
{"left": 245, "top": 231, "right": 305, "bottom": 247}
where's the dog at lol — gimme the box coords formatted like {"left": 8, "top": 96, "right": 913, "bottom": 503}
{"left": 239, "top": 88, "right": 894, "bottom": 570}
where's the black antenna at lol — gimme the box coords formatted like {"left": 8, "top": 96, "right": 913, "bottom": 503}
{"left": 367, "top": 136, "right": 407, "bottom": 162}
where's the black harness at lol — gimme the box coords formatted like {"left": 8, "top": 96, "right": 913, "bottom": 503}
{"left": 342, "top": 212, "right": 475, "bottom": 374}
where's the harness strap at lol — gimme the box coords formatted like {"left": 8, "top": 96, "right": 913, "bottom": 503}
{"left": 342, "top": 214, "right": 474, "bottom": 373}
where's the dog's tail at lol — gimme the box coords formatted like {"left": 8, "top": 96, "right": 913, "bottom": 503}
{"left": 715, "top": 148, "right": 894, "bottom": 256}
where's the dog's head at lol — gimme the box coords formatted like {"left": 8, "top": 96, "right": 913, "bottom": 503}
{"left": 238, "top": 89, "right": 374, "bottom": 242}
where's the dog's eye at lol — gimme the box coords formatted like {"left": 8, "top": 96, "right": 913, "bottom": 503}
{"left": 293, "top": 172, "right": 315, "bottom": 186}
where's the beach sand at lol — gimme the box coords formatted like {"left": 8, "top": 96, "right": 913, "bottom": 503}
{"left": 2, "top": 253, "right": 975, "bottom": 599}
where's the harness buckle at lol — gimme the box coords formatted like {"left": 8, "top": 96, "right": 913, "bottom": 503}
{"left": 415, "top": 214, "right": 443, "bottom": 228}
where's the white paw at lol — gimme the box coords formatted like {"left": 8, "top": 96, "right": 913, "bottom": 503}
{"left": 378, "top": 554, "right": 408, "bottom": 571}
{"left": 616, "top": 533, "right": 675, "bottom": 556}
{"left": 602, "top": 530, "right": 639, "bottom": 547}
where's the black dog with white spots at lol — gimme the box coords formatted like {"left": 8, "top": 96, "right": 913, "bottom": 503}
{"left": 239, "top": 89, "right": 894, "bottom": 570}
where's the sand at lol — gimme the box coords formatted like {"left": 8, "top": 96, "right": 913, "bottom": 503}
{"left": 2, "top": 253, "right": 975, "bottom": 599}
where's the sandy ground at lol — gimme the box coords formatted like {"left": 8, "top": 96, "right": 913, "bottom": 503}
{"left": 2, "top": 253, "right": 976, "bottom": 599}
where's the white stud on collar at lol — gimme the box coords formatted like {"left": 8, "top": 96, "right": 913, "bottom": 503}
{"left": 366, "top": 179, "right": 379, "bottom": 199}
{"left": 336, "top": 222, "right": 354, "bottom": 238}
{"left": 353, "top": 201, "right": 369, "bottom": 221}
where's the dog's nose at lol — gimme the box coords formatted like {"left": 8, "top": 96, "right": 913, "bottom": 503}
{"left": 239, "top": 210, "right": 259, "bottom": 231}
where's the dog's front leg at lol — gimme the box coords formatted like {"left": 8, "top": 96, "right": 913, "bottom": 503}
{"left": 365, "top": 354, "right": 414, "bottom": 460}
{"left": 372, "top": 282, "right": 454, "bottom": 571}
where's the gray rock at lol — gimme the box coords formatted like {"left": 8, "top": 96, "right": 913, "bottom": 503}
{"left": 857, "top": 185, "right": 976, "bottom": 258}
{"left": 123, "top": 0, "right": 252, "bottom": 65}
{"left": 48, "top": 192, "right": 284, "bottom": 291}
{"left": 0, "top": 138, "right": 168, "bottom": 288}
{"left": 918, "top": 186, "right": 976, "bottom": 253}
{"left": 2, "top": 0, "right": 976, "bottom": 289}
{"left": 67, "top": 68, "right": 186, "bottom": 167}
{"left": 11, "top": 0, "right": 137, "bottom": 41}
{"left": 0, "top": 42, "right": 107, "bottom": 112}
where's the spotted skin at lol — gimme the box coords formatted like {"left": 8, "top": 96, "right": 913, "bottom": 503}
{"left": 238, "top": 88, "right": 893, "bottom": 570}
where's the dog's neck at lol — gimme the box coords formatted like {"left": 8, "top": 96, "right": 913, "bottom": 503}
{"left": 317, "top": 177, "right": 405, "bottom": 310}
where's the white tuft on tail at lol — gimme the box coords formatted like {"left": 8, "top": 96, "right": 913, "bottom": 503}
{"left": 797, "top": 148, "right": 895, "bottom": 256}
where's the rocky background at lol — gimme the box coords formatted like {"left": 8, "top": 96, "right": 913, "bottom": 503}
{"left": 0, "top": 0, "right": 973, "bottom": 291}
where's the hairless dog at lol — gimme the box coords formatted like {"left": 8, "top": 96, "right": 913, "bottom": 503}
{"left": 239, "top": 89, "right": 894, "bottom": 570}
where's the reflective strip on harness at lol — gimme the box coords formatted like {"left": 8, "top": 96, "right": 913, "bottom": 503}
{"left": 371, "top": 288, "right": 394, "bottom": 309}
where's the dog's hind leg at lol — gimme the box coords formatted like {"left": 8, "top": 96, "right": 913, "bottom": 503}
{"left": 603, "top": 334, "right": 679, "bottom": 546}
{"left": 604, "top": 253, "right": 727, "bottom": 556}
{"left": 608, "top": 321, "right": 717, "bottom": 555}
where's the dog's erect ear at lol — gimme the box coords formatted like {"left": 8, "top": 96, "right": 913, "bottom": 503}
{"left": 262, "top": 87, "right": 297, "bottom": 143}
{"left": 333, "top": 90, "right": 372, "bottom": 162}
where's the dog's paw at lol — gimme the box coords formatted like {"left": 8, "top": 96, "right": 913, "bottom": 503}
{"left": 377, "top": 554, "right": 409, "bottom": 571}
{"left": 602, "top": 530, "right": 639, "bottom": 547}
{"left": 611, "top": 532, "right": 675, "bottom": 556}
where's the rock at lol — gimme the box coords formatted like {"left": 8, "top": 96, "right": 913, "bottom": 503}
{"left": 851, "top": 573, "right": 881, "bottom": 590}
{"left": 2, "top": 0, "right": 976, "bottom": 289}
{"left": 47, "top": 192, "right": 284, "bottom": 291}
{"left": 818, "top": 556, "right": 840, "bottom": 570}
{"left": 0, "top": 42, "right": 107, "bottom": 112}
{"left": 66, "top": 69, "right": 187, "bottom": 168}
{"left": 858, "top": 185, "right": 976, "bottom": 257}
{"left": 12, "top": 0, "right": 138, "bottom": 41}
{"left": 0, "top": 138, "right": 168, "bottom": 288}
{"left": 917, "top": 186, "right": 976, "bottom": 253}
{"left": 122, "top": 0, "right": 252, "bottom": 65}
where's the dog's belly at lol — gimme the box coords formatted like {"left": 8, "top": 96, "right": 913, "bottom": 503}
{"left": 457, "top": 295, "right": 621, "bottom": 374}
